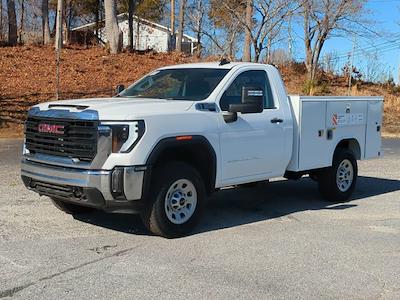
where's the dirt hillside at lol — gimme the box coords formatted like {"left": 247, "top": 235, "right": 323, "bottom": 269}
{"left": 0, "top": 45, "right": 398, "bottom": 137}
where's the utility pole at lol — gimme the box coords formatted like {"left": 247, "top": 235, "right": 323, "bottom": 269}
{"left": 55, "top": 0, "right": 63, "bottom": 100}
{"left": 397, "top": 44, "right": 400, "bottom": 85}
{"left": 347, "top": 35, "right": 355, "bottom": 96}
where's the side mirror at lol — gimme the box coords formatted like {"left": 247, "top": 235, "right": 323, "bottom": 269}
{"left": 115, "top": 84, "right": 125, "bottom": 95}
{"left": 229, "top": 86, "right": 264, "bottom": 114}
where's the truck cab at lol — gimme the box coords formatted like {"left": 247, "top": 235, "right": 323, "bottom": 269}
{"left": 21, "top": 62, "right": 383, "bottom": 237}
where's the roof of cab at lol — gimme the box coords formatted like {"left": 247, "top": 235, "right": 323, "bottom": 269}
{"left": 158, "top": 61, "right": 270, "bottom": 70}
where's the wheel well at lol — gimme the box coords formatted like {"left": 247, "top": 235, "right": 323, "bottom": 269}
{"left": 146, "top": 137, "right": 216, "bottom": 195}
{"left": 335, "top": 139, "right": 361, "bottom": 160}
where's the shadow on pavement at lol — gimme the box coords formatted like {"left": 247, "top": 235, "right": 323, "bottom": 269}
{"left": 73, "top": 176, "right": 400, "bottom": 236}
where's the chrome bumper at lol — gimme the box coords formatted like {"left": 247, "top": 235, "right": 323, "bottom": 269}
{"left": 21, "top": 158, "right": 145, "bottom": 212}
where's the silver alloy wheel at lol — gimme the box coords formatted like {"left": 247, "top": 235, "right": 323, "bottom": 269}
{"left": 164, "top": 179, "right": 197, "bottom": 225}
{"left": 336, "top": 159, "right": 354, "bottom": 192}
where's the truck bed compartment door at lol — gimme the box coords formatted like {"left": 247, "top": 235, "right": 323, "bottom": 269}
{"left": 298, "top": 101, "right": 331, "bottom": 170}
{"left": 365, "top": 100, "right": 383, "bottom": 159}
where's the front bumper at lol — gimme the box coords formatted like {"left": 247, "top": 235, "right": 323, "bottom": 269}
{"left": 21, "top": 158, "right": 146, "bottom": 213}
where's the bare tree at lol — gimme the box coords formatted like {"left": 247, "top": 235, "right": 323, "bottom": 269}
{"left": 176, "top": 0, "right": 186, "bottom": 52}
{"left": 104, "top": 0, "right": 122, "bottom": 54}
{"left": 222, "top": 0, "right": 296, "bottom": 62}
{"left": 18, "top": 0, "right": 24, "bottom": 43}
{"left": 243, "top": 0, "right": 252, "bottom": 62}
{"left": 7, "top": 0, "right": 17, "bottom": 45}
{"left": 186, "top": 0, "right": 205, "bottom": 57}
{"left": 42, "top": 0, "right": 51, "bottom": 44}
{"left": 301, "top": 0, "right": 368, "bottom": 82}
{"left": 207, "top": 0, "right": 245, "bottom": 59}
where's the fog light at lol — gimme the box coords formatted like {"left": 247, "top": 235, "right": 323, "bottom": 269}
{"left": 111, "top": 167, "right": 126, "bottom": 200}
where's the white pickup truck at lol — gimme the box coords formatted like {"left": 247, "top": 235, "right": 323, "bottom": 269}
{"left": 21, "top": 61, "right": 383, "bottom": 237}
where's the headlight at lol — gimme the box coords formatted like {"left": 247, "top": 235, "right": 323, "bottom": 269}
{"left": 102, "top": 121, "right": 145, "bottom": 153}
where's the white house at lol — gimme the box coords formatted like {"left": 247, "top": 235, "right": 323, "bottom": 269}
{"left": 71, "top": 13, "right": 198, "bottom": 55}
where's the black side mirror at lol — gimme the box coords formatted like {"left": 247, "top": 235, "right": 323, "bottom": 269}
{"left": 115, "top": 84, "right": 125, "bottom": 95}
{"left": 229, "top": 86, "right": 264, "bottom": 114}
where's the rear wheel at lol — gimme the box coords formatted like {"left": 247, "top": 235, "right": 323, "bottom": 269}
{"left": 141, "top": 162, "right": 206, "bottom": 238}
{"left": 318, "top": 149, "right": 358, "bottom": 202}
{"left": 51, "top": 198, "right": 96, "bottom": 215}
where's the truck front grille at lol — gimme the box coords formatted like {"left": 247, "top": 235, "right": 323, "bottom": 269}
{"left": 25, "top": 117, "right": 98, "bottom": 161}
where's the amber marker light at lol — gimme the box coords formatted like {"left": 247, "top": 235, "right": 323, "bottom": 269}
{"left": 176, "top": 135, "right": 193, "bottom": 141}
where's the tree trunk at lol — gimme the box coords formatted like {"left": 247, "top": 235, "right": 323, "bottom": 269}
{"left": 0, "top": 1, "right": 3, "bottom": 41}
{"left": 243, "top": 0, "right": 252, "bottom": 62}
{"left": 63, "top": 0, "right": 74, "bottom": 45}
{"left": 303, "top": 1, "right": 313, "bottom": 80}
{"left": 94, "top": 0, "right": 100, "bottom": 43}
{"left": 265, "top": 39, "right": 272, "bottom": 64}
{"left": 169, "top": 0, "right": 175, "bottom": 51}
{"left": 227, "top": 28, "right": 236, "bottom": 60}
{"left": 63, "top": 12, "right": 68, "bottom": 44}
{"left": 54, "top": 0, "right": 63, "bottom": 50}
{"left": 128, "top": 0, "right": 135, "bottom": 50}
{"left": 194, "top": 0, "right": 203, "bottom": 58}
{"left": 104, "top": 0, "right": 122, "bottom": 54}
{"left": 176, "top": 0, "right": 186, "bottom": 53}
{"left": 195, "top": 31, "right": 201, "bottom": 58}
{"left": 6, "top": 0, "right": 17, "bottom": 45}
{"left": 52, "top": 9, "right": 57, "bottom": 36}
{"left": 18, "top": 0, "right": 24, "bottom": 44}
{"left": 135, "top": 19, "right": 140, "bottom": 49}
{"left": 42, "top": 0, "right": 51, "bottom": 44}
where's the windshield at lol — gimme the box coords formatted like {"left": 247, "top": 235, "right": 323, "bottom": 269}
{"left": 119, "top": 68, "right": 230, "bottom": 100}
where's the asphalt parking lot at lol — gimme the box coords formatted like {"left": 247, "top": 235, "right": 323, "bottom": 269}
{"left": 0, "top": 138, "right": 399, "bottom": 299}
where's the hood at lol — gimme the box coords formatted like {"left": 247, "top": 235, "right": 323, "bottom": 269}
{"left": 33, "top": 97, "right": 195, "bottom": 120}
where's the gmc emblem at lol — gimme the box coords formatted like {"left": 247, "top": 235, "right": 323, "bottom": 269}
{"left": 38, "top": 123, "right": 65, "bottom": 134}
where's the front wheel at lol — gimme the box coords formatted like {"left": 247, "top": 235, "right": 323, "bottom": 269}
{"left": 318, "top": 149, "right": 358, "bottom": 202}
{"left": 141, "top": 162, "right": 206, "bottom": 238}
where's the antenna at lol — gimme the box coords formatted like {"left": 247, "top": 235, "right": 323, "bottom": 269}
{"left": 219, "top": 58, "right": 230, "bottom": 66}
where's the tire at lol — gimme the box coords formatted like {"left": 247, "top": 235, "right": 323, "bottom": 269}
{"left": 51, "top": 198, "right": 96, "bottom": 215}
{"left": 318, "top": 149, "right": 358, "bottom": 202}
{"left": 140, "top": 162, "right": 206, "bottom": 238}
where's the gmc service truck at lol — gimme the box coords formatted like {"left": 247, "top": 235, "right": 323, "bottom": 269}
{"left": 21, "top": 62, "right": 383, "bottom": 237}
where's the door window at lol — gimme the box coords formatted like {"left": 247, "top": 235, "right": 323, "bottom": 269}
{"left": 219, "top": 70, "right": 275, "bottom": 111}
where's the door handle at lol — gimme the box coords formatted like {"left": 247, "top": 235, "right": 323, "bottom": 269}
{"left": 271, "top": 118, "right": 283, "bottom": 124}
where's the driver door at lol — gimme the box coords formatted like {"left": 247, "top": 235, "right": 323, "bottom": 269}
{"left": 218, "top": 69, "right": 286, "bottom": 185}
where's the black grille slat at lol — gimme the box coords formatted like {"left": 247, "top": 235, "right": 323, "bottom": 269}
{"left": 25, "top": 116, "right": 98, "bottom": 160}
{"left": 25, "top": 136, "right": 96, "bottom": 147}
{"left": 25, "top": 141, "right": 95, "bottom": 154}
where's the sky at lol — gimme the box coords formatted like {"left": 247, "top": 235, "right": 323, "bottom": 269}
{"left": 291, "top": 0, "right": 400, "bottom": 83}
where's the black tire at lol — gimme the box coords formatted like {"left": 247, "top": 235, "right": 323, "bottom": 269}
{"left": 51, "top": 198, "right": 96, "bottom": 215}
{"left": 140, "top": 162, "right": 206, "bottom": 238}
{"left": 318, "top": 148, "right": 358, "bottom": 202}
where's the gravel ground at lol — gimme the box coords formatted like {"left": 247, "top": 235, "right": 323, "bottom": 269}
{"left": 0, "top": 138, "right": 399, "bottom": 299}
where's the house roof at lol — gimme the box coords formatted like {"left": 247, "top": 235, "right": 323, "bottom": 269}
{"left": 72, "top": 13, "right": 198, "bottom": 43}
